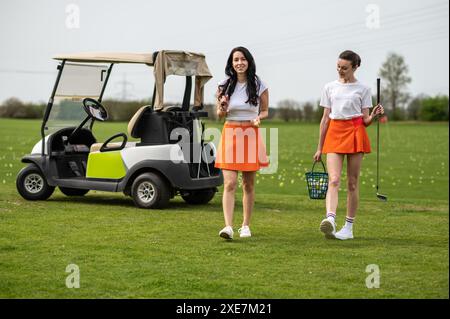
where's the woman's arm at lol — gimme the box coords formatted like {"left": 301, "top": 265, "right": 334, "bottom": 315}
{"left": 259, "top": 90, "right": 269, "bottom": 120}
{"left": 252, "top": 90, "right": 269, "bottom": 126}
{"left": 362, "top": 104, "right": 384, "bottom": 126}
{"left": 313, "top": 108, "right": 331, "bottom": 162}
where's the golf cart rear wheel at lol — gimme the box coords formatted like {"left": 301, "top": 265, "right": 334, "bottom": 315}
{"left": 59, "top": 187, "right": 89, "bottom": 196}
{"left": 16, "top": 164, "right": 55, "bottom": 200}
{"left": 131, "top": 172, "right": 170, "bottom": 209}
{"left": 181, "top": 188, "right": 216, "bottom": 205}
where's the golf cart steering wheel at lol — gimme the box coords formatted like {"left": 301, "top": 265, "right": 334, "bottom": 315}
{"left": 83, "top": 98, "right": 108, "bottom": 121}
{"left": 67, "top": 98, "right": 108, "bottom": 144}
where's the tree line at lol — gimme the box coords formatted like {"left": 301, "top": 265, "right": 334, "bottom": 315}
{"left": 1, "top": 94, "right": 446, "bottom": 122}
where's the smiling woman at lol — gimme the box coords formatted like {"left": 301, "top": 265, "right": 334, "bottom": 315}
{"left": 314, "top": 50, "right": 385, "bottom": 241}
{"left": 214, "top": 46, "right": 270, "bottom": 240}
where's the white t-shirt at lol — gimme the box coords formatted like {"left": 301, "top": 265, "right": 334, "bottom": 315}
{"left": 320, "top": 80, "right": 372, "bottom": 120}
{"left": 218, "top": 78, "right": 268, "bottom": 121}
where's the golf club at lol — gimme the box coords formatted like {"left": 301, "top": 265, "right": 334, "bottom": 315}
{"left": 376, "top": 78, "right": 388, "bottom": 201}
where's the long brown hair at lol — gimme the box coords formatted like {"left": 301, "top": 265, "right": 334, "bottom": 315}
{"left": 218, "top": 46, "right": 260, "bottom": 106}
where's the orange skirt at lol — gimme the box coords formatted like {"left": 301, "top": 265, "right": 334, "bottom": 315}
{"left": 214, "top": 122, "right": 269, "bottom": 171}
{"left": 323, "top": 117, "right": 371, "bottom": 154}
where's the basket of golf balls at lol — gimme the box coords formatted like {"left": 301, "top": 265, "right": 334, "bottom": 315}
{"left": 305, "top": 160, "right": 329, "bottom": 199}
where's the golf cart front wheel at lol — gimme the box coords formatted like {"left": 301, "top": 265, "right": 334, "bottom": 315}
{"left": 16, "top": 164, "right": 55, "bottom": 200}
{"left": 181, "top": 188, "right": 216, "bottom": 205}
{"left": 59, "top": 187, "right": 89, "bottom": 196}
{"left": 131, "top": 172, "right": 170, "bottom": 209}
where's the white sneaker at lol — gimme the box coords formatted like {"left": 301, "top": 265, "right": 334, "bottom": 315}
{"left": 335, "top": 227, "right": 354, "bottom": 240}
{"left": 238, "top": 226, "right": 251, "bottom": 238}
{"left": 320, "top": 217, "right": 336, "bottom": 239}
{"left": 219, "top": 226, "right": 234, "bottom": 240}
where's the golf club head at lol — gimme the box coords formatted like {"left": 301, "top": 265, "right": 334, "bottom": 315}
{"left": 376, "top": 193, "right": 388, "bottom": 201}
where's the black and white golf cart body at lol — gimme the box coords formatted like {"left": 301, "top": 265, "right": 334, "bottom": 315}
{"left": 16, "top": 51, "right": 223, "bottom": 208}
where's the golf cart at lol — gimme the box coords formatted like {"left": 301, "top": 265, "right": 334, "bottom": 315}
{"left": 16, "top": 51, "right": 223, "bottom": 208}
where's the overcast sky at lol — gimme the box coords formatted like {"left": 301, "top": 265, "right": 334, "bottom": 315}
{"left": 0, "top": 0, "right": 448, "bottom": 106}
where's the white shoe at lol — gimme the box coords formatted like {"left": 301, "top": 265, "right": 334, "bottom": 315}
{"left": 335, "top": 227, "right": 354, "bottom": 240}
{"left": 320, "top": 217, "right": 336, "bottom": 239}
{"left": 238, "top": 226, "right": 251, "bottom": 238}
{"left": 219, "top": 226, "right": 234, "bottom": 240}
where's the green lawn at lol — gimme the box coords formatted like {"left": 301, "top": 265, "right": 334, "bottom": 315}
{"left": 0, "top": 118, "right": 448, "bottom": 298}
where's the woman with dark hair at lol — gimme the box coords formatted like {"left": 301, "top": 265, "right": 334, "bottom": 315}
{"left": 314, "top": 50, "right": 384, "bottom": 240}
{"left": 215, "top": 46, "right": 269, "bottom": 240}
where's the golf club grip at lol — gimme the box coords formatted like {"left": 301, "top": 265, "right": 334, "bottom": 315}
{"left": 377, "top": 78, "right": 380, "bottom": 104}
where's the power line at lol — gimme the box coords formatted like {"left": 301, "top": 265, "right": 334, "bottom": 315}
{"left": 233, "top": 13, "right": 448, "bottom": 63}
{"left": 259, "top": 22, "right": 448, "bottom": 55}
{"left": 205, "top": 2, "right": 449, "bottom": 56}
{"left": 259, "top": 29, "right": 448, "bottom": 66}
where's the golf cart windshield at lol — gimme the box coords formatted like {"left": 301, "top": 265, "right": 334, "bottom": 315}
{"left": 46, "top": 62, "right": 109, "bottom": 133}
{"left": 51, "top": 51, "right": 212, "bottom": 110}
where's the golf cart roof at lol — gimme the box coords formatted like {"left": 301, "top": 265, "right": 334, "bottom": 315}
{"left": 54, "top": 52, "right": 155, "bottom": 64}
{"left": 53, "top": 50, "right": 213, "bottom": 110}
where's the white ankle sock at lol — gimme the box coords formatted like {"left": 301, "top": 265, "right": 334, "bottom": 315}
{"left": 344, "top": 217, "right": 354, "bottom": 230}
{"left": 326, "top": 212, "right": 336, "bottom": 221}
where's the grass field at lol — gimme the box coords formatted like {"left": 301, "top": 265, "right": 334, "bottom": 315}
{"left": 0, "top": 118, "right": 448, "bottom": 298}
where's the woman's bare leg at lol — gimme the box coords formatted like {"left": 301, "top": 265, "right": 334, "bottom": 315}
{"left": 222, "top": 169, "right": 238, "bottom": 227}
{"left": 325, "top": 153, "right": 345, "bottom": 215}
{"left": 346, "top": 153, "right": 364, "bottom": 219}
{"left": 242, "top": 171, "right": 257, "bottom": 226}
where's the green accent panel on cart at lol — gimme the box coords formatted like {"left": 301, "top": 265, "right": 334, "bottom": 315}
{"left": 86, "top": 151, "right": 126, "bottom": 179}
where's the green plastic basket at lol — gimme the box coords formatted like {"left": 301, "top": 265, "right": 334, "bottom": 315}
{"left": 305, "top": 160, "right": 329, "bottom": 199}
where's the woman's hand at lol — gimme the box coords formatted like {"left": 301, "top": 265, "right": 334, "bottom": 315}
{"left": 217, "top": 95, "right": 229, "bottom": 118}
{"left": 371, "top": 104, "right": 384, "bottom": 119}
{"left": 218, "top": 95, "right": 229, "bottom": 111}
{"left": 313, "top": 150, "right": 322, "bottom": 162}
{"left": 252, "top": 116, "right": 261, "bottom": 127}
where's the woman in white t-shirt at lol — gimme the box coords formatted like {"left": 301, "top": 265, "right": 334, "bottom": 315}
{"left": 313, "top": 50, "right": 384, "bottom": 240}
{"left": 215, "top": 46, "right": 269, "bottom": 240}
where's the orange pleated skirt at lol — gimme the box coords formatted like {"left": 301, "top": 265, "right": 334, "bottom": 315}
{"left": 323, "top": 117, "right": 371, "bottom": 154}
{"left": 214, "top": 122, "right": 269, "bottom": 171}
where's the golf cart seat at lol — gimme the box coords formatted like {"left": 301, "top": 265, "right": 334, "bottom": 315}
{"left": 126, "top": 104, "right": 173, "bottom": 145}
{"left": 89, "top": 104, "right": 172, "bottom": 152}
{"left": 88, "top": 107, "right": 146, "bottom": 152}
